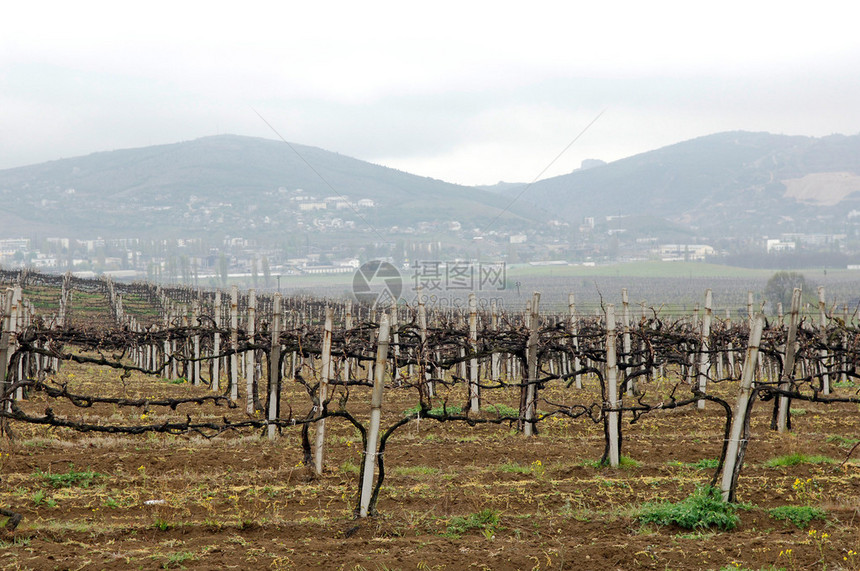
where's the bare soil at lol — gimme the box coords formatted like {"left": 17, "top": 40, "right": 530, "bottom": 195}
{"left": 2, "top": 364, "right": 860, "bottom": 570}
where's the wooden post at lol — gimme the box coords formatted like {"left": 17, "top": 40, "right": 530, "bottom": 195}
{"left": 622, "top": 289, "right": 633, "bottom": 396}
{"left": 417, "top": 289, "right": 433, "bottom": 397}
{"left": 818, "top": 286, "right": 830, "bottom": 395}
{"left": 776, "top": 288, "right": 801, "bottom": 432}
{"left": 0, "top": 288, "right": 15, "bottom": 413}
{"left": 490, "top": 300, "right": 500, "bottom": 383}
{"left": 747, "top": 291, "right": 754, "bottom": 331}
{"left": 697, "top": 289, "right": 713, "bottom": 410}
{"left": 468, "top": 293, "right": 480, "bottom": 412}
{"left": 725, "top": 309, "right": 736, "bottom": 377}
{"left": 192, "top": 301, "right": 201, "bottom": 386}
{"left": 230, "top": 285, "right": 239, "bottom": 401}
{"left": 246, "top": 289, "right": 257, "bottom": 414}
{"left": 343, "top": 300, "right": 353, "bottom": 387}
{"left": 523, "top": 292, "right": 540, "bottom": 437}
{"left": 720, "top": 313, "right": 765, "bottom": 502}
{"left": 359, "top": 313, "right": 391, "bottom": 518}
{"left": 212, "top": 291, "right": 222, "bottom": 392}
{"left": 314, "top": 307, "right": 334, "bottom": 475}
{"left": 606, "top": 303, "right": 620, "bottom": 467}
{"left": 267, "top": 294, "right": 282, "bottom": 440}
{"left": 170, "top": 307, "right": 179, "bottom": 380}
{"left": 569, "top": 293, "right": 582, "bottom": 389}
{"left": 162, "top": 304, "right": 172, "bottom": 379}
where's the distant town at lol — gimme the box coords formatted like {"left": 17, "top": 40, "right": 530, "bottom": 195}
{"left": 1, "top": 187, "right": 855, "bottom": 286}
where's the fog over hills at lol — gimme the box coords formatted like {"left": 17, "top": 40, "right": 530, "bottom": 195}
{"left": 0, "top": 135, "right": 534, "bottom": 238}
{"left": 520, "top": 131, "right": 860, "bottom": 236}
{"left": 2, "top": 131, "right": 859, "bottom": 242}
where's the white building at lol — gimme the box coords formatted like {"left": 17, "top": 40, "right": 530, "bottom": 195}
{"left": 656, "top": 244, "right": 715, "bottom": 261}
{"left": 766, "top": 239, "right": 796, "bottom": 253}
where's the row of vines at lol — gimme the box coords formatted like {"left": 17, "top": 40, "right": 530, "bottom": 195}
{"left": 2, "top": 268, "right": 860, "bottom": 530}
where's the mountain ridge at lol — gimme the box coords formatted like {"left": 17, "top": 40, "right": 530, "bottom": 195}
{"left": 2, "top": 130, "right": 860, "bottom": 242}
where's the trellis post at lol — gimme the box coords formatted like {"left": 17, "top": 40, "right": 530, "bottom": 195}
{"left": 212, "top": 291, "right": 222, "bottom": 392}
{"left": 776, "top": 288, "right": 801, "bottom": 432}
{"left": 818, "top": 286, "right": 831, "bottom": 395}
{"left": 468, "top": 293, "right": 480, "bottom": 412}
{"left": 230, "top": 285, "right": 239, "bottom": 401}
{"left": 246, "top": 289, "right": 256, "bottom": 414}
{"left": 720, "top": 313, "right": 765, "bottom": 502}
{"left": 523, "top": 292, "right": 540, "bottom": 437}
{"left": 314, "top": 307, "right": 334, "bottom": 475}
{"left": 622, "top": 289, "right": 633, "bottom": 396}
{"left": 267, "top": 294, "right": 282, "bottom": 440}
{"left": 697, "top": 289, "right": 713, "bottom": 409}
{"left": 606, "top": 303, "right": 620, "bottom": 467}
{"left": 359, "top": 313, "right": 391, "bottom": 517}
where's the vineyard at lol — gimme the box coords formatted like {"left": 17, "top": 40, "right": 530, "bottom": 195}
{"left": 2, "top": 268, "right": 860, "bottom": 570}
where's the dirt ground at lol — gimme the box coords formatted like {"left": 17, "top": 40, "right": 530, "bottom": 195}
{"left": 2, "top": 363, "right": 860, "bottom": 571}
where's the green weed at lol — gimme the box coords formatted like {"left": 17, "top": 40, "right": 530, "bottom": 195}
{"left": 392, "top": 465, "right": 440, "bottom": 477}
{"left": 442, "top": 509, "right": 500, "bottom": 539}
{"left": 637, "top": 485, "right": 741, "bottom": 530}
{"left": 582, "top": 455, "right": 640, "bottom": 469}
{"left": 339, "top": 460, "right": 360, "bottom": 475}
{"left": 767, "top": 505, "right": 826, "bottom": 528}
{"left": 160, "top": 550, "right": 197, "bottom": 569}
{"left": 765, "top": 453, "right": 834, "bottom": 467}
{"left": 36, "top": 465, "right": 102, "bottom": 488}
{"left": 403, "top": 404, "right": 463, "bottom": 417}
{"left": 826, "top": 434, "right": 859, "bottom": 448}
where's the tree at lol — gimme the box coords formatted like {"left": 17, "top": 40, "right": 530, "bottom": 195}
{"left": 764, "top": 271, "right": 807, "bottom": 314}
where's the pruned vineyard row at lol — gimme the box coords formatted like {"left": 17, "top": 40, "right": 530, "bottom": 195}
{"left": 2, "top": 269, "right": 860, "bottom": 530}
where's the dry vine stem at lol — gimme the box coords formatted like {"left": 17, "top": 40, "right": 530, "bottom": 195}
{"left": 2, "top": 268, "right": 860, "bottom": 527}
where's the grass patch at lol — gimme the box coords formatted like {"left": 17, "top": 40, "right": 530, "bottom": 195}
{"left": 392, "top": 465, "right": 440, "bottom": 477}
{"left": 36, "top": 465, "right": 102, "bottom": 488}
{"left": 483, "top": 404, "right": 520, "bottom": 417}
{"left": 768, "top": 505, "right": 826, "bottom": 528}
{"left": 497, "top": 460, "right": 546, "bottom": 477}
{"left": 765, "top": 453, "right": 834, "bottom": 468}
{"left": 31, "top": 489, "right": 57, "bottom": 507}
{"left": 582, "top": 456, "right": 641, "bottom": 469}
{"left": 442, "top": 509, "right": 500, "bottom": 539}
{"left": 159, "top": 550, "right": 197, "bottom": 569}
{"left": 667, "top": 458, "right": 719, "bottom": 470}
{"left": 637, "top": 485, "right": 741, "bottom": 530}
{"left": 339, "top": 460, "right": 360, "bottom": 475}
{"left": 0, "top": 536, "right": 31, "bottom": 548}
{"left": 826, "top": 434, "right": 860, "bottom": 448}
{"left": 403, "top": 404, "right": 463, "bottom": 417}
{"left": 498, "top": 461, "right": 532, "bottom": 475}
{"left": 689, "top": 458, "right": 719, "bottom": 469}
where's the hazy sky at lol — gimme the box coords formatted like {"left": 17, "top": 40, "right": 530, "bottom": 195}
{"left": 3, "top": 1, "right": 859, "bottom": 186}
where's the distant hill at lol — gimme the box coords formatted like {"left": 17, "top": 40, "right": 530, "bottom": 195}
{"left": 3, "top": 131, "right": 860, "bottom": 243}
{"left": 517, "top": 131, "right": 860, "bottom": 236}
{"left": 0, "top": 135, "right": 535, "bottom": 238}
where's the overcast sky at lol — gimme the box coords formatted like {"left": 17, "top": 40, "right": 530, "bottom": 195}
{"left": 2, "top": 1, "right": 859, "bottom": 186}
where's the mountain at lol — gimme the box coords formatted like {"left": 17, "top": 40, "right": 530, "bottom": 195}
{"left": 517, "top": 131, "right": 860, "bottom": 236}
{"left": 0, "top": 135, "right": 535, "bottom": 238}
{"left": 3, "top": 131, "right": 860, "bottom": 245}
